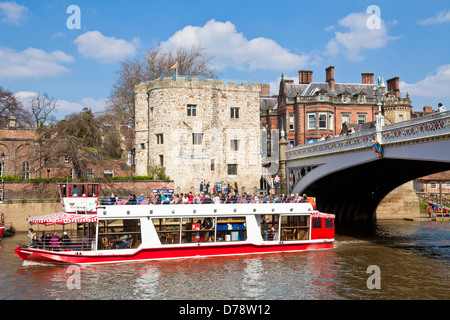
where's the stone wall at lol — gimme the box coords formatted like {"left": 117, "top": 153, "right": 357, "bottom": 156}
{"left": 135, "top": 77, "right": 262, "bottom": 194}
{"left": 376, "top": 181, "right": 420, "bottom": 219}
{"left": 2, "top": 180, "right": 174, "bottom": 200}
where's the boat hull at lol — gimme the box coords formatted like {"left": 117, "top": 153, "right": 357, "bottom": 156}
{"left": 15, "top": 241, "right": 334, "bottom": 265}
{"left": 0, "top": 226, "right": 4, "bottom": 240}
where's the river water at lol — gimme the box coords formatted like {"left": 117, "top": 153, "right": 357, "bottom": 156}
{"left": 1, "top": 220, "right": 449, "bottom": 302}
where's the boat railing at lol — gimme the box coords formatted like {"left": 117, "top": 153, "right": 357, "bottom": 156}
{"left": 27, "top": 237, "right": 96, "bottom": 252}
{"left": 99, "top": 196, "right": 311, "bottom": 206}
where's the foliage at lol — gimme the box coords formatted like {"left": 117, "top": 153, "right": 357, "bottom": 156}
{"left": 107, "top": 45, "right": 218, "bottom": 125}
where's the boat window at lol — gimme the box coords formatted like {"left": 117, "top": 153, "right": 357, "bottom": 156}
{"left": 181, "top": 217, "right": 217, "bottom": 243}
{"left": 60, "top": 184, "right": 68, "bottom": 197}
{"left": 97, "top": 219, "right": 141, "bottom": 250}
{"left": 325, "top": 218, "right": 334, "bottom": 229}
{"left": 312, "top": 218, "right": 322, "bottom": 229}
{"left": 216, "top": 217, "right": 246, "bottom": 242}
{"left": 87, "top": 184, "right": 98, "bottom": 197}
{"left": 280, "top": 215, "right": 309, "bottom": 241}
{"left": 69, "top": 184, "right": 86, "bottom": 197}
{"left": 260, "top": 215, "right": 279, "bottom": 241}
{"left": 153, "top": 218, "right": 181, "bottom": 244}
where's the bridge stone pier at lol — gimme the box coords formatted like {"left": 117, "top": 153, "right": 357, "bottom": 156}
{"left": 285, "top": 111, "right": 450, "bottom": 221}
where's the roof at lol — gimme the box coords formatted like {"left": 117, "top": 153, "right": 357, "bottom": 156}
{"left": 260, "top": 96, "right": 278, "bottom": 112}
{"left": 417, "top": 170, "right": 450, "bottom": 181}
{"left": 283, "top": 82, "right": 376, "bottom": 98}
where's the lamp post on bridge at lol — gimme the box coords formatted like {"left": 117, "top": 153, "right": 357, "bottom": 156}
{"left": 373, "top": 77, "right": 386, "bottom": 142}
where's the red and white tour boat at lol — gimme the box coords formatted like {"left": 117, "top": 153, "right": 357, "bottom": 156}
{"left": 15, "top": 183, "right": 335, "bottom": 265}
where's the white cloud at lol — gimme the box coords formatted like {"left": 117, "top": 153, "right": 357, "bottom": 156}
{"left": 0, "top": 1, "right": 28, "bottom": 25}
{"left": 81, "top": 97, "right": 106, "bottom": 113}
{"left": 159, "top": 19, "right": 313, "bottom": 71}
{"left": 74, "top": 31, "right": 140, "bottom": 64}
{"left": 418, "top": 9, "right": 450, "bottom": 25}
{"left": 325, "top": 11, "right": 398, "bottom": 61}
{"left": 400, "top": 64, "right": 450, "bottom": 98}
{"left": 0, "top": 47, "right": 73, "bottom": 80}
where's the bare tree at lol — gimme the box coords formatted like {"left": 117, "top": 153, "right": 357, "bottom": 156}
{"left": 28, "top": 93, "right": 58, "bottom": 128}
{"left": 0, "top": 86, "right": 33, "bottom": 128}
{"left": 107, "top": 45, "right": 217, "bottom": 125}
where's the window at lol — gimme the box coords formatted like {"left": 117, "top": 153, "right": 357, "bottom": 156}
{"left": 22, "top": 162, "right": 30, "bottom": 179}
{"left": 64, "top": 156, "right": 70, "bottom": 163}
{"left": 98, "top": 219, "right": 141, "bottom": 250}
{"left": 280, "top": 215, "right": 309, "bottom": 241}
{"left": 193, "top": 133, "right": 203, "bottom": 145}
{"left": 325, "top": 218, "right": 334, "bottom": 229}
{"left": 357, "top": 114, "right": 367, "bottom": 124}
{"left": 159, "top": 155, "right": 164, "bottom": 167}
{"left": 140, "top": 143, "right": 145, "bottom": 149}
{"left": 103, "top": 170, "right": 114, "bottom": 178}
{"left": 446, "top": 182, "right": 450, "bottom": 189}
{"left": 216, "top": 217, "right": 246, "bottom": 242}
{"left": 228, "top": 164, "right": 238, "bottom": 175}
{"left": 156, "top": 134, "right": 164, "bottom": 145}
{"left": 211, "top": 159, "right": 215, "bottom": 171}
{"left": 85, "top": 169, "right": 94, "bottom": 179}
{"left": 430, "top": 182, "right": 437, "bottom": 189}
{"left": 341, "top": 114, "right": 350, "bottom": 125}
{"left": 230, "top": 139, "right": 239, "bottom": 151}
{"left": 152, "top": 217, "right": 247, "bottom": 245}
{"left": 319, "top": 94, "right": 325, "bottom": 101}
{"left": 153, "top": 218, "right": 181, "bottom": 244}
{"left": 359, "top": 96, "right": 365, "bottom": 103}
{"left": 398, "top": 114, "right": 403, "bottom": 122}
{"left": 187, "top": 104, "right": 196, "bottom": 116}
{"left": 289, "top": 114, "right": 294, "bottom": 131}
{"left": 319, "top": 113, "right": 327, "bottom": 129}
{"left": 308, "top": 114, "right": 316, "bottom": 130}
{"left": 230, "top": 108, "right": 239, "bottom": 119}
{"left": 342, "top": 96, "right": 348, "bottom": 103}
{"left": 329, "top": 114, "right": 334, "bottom": 131}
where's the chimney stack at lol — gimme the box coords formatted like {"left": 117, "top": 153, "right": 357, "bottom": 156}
{"left": 386, "top": 77, "right": 400, "bottom": 98}
{"left": 8, "top": 116, "right": 17, "bottom": 129}
{"left": 326, "top": 66, "right": 335, "bottom": 91}
{"left": 260, "top": 83, "right": 271, "bottom": 96}
{"left": 298, "top": 70, "right": 313, "bottom": 84}
{"left": 362, "top": 72, "right": 374, "bottom": 85}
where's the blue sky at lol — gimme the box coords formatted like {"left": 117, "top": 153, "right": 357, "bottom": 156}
{"left": 0, "top": 0, "right": 449, "bottom": 120}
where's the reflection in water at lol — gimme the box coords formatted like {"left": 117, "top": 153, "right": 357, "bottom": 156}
{"left": 1, "top": 220, "right": 449, "bottom": 300}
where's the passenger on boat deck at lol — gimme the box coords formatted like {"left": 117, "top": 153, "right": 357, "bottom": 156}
{"left": 300, "top": 194, "right": 307, "bottom": 202}
{"left": 109, "top": 193, "right": 117, "bottom": 205}
{"left": 49, "top": 233, "right": 60, "bottom": 249}
{"left": 127, "top": 194, "right": 137, "bottom": 205}
{"left": 138, "top": 193, "right": 145, "bottom": 204}
{"left": 70, "top": 186, "right": 79, "bottom": 196}
{"left": 28, "top": 228, "right": 34, "bottom": 246}
{"left": 61, "top": 231, "right": 71, "bottom": 248}
{"left": 263, "top": 219, "right": 269, "bottom": 241}
{"left": 213, "top": 193, "right": 221, "bottom": 204}
{"left": 118, "top": 234, "right": 132, "bottom": 248}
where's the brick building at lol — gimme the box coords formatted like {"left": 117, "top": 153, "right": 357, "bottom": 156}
{"left": 134, "top": 77, "right": 263, "bottom": 194}
{"left": 273, "top": 66, "right": 412, "bottom": 147}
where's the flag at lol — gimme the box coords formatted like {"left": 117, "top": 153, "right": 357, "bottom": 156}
{"left": 169, "top": 62, "right": 178, "bottom": 69}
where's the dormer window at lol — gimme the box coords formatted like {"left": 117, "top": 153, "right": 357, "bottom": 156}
{"left": 319, "top": 93, "right": 325, "bottom": 101}
{"left": 342, "top": 96, "right": 349, "bottom": 103}
{"left": 358, "top": 95, "right": 365, "bottom": 103}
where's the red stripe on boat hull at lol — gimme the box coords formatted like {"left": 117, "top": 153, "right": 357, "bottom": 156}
{"left": 15, "top": 242, "right": 334, "bottom": 265}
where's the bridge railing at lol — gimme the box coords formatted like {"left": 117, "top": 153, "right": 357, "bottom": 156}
{"left": 286, "top": 110, "right": 450, "bottom": 160}
{"left": 380, "top": 110, "right": 450, "bottom": 144}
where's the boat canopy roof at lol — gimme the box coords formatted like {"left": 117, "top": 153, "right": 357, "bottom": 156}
{"left": 310, "top": 212, "right": 335, "bottom": 219}
{"left": 28, "top": 212, "right": 97, "bottom": 226}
